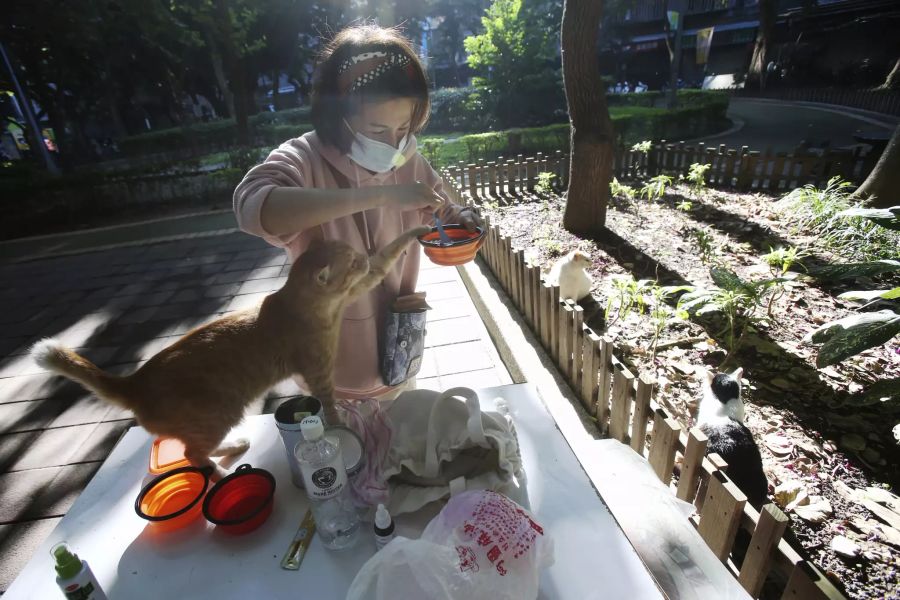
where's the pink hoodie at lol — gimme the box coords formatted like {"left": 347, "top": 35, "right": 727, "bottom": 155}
{"left": 233, "top": 131, "right": 459, "bottom": 399}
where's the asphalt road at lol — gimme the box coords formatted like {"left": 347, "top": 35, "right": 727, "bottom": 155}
{"left": 695, "top": 97, "right": 897, "bottom": 153}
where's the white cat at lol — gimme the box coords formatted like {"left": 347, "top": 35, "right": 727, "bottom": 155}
{"left": 547, "top": 250, "right": 593, "bottom": 301}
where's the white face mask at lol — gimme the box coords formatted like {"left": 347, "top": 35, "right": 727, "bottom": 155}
{"left": 344, "top": 120, "right": 410, "bottom": 173}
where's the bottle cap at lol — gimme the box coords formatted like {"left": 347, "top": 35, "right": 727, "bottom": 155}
{"left": 51, "top": 542, "right": 81, "bottom": 579}
{"left": 375, "top": 503, "right": 392, "bottom": 529}
{"left": 300, "top": 416, "right": 324, "bottom": 441}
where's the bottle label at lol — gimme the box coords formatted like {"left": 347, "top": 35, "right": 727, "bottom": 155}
{"left": 64, "top": 581, "right": 95, "bottom": 600}
{"left": 302, "top": 460, "right": 347, "bottom": 500}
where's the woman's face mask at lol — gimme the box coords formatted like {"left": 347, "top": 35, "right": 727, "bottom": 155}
{"left": 343, "top": 98, "right": 416, "bottom": 173}
{"left": 344, "top": 120, "right": 410, "bottom": 173}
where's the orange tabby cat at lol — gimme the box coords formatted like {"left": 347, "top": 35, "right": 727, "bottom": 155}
{"left": 31, "top": 225, "right": 431, "bottom": 479}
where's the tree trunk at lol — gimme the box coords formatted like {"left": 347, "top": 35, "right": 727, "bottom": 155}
{"left": 206, "top": 32, "right": 234, "bottom": 119}
{"left": 881, "top": 57, "right": 900, "bottom": 91}
{"left": 747, "top": 0, "right": 775, "bottom": 90}
{"left": 561, "top": 0, "right": 614, "bottom": 235}
{"left": 853, "top": 124, "right": 900, "bottom": 209}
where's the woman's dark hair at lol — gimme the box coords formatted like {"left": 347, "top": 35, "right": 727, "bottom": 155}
{"left": 311, "top": 25, "right": 430, "bottom": 153}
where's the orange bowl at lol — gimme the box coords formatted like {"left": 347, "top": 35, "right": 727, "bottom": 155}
{"left": 135, "top": 466, "right": 210, "bottom": 532}
{"left": 418, "top": 225, "right": 485, "bottom": 266}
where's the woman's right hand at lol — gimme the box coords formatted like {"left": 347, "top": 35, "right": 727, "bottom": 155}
{"left": 380, "top": 182, "right": 445, "bottom": 211}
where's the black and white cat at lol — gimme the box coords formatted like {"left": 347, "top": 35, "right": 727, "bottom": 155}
{"left": 696, "top": 368, "right": 769, "bottom": 509}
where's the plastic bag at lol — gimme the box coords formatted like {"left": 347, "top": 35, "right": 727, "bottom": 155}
{"left": 346, "top": 491, "right": 553, "bottom": 600}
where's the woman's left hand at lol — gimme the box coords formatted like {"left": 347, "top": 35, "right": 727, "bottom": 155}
{"left": 458, "top": 206, "right": 483, "bottom": 232}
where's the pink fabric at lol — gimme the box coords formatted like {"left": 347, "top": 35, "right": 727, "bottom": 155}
{"left": 337, "top": 398, "right": 393, "bottom": 507}
{"left": 233, "top": 131, "right": 462, "bottom": 398}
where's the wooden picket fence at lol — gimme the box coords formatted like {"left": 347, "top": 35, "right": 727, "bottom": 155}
{"left": 441, "top": 141, "right": 877, "bottom": 198}
{"left": 440, "top": 162, "right": 846, "bottom": 600}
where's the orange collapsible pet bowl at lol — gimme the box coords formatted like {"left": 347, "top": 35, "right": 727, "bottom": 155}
{"left": 418, "top": 224, "right": 485, "bottom": 266}
{"left": 202, "top": 464, "right": 276, "bottom": 535}
{"left": 135, "top": 466, "right": 211, "bottom": 532}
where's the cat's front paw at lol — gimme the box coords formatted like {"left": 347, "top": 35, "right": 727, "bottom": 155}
{"left": 408, "top": 225, "right": 432, "bottom": 239}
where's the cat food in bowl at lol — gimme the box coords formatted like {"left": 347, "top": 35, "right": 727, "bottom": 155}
{"left": 418, "top": 225, "right": 485, "bottom": 266}
{"left": 203, "top": 464, "right": 276, "bottom": 535}
{"left": 135, "top": 466, "right": 210, "bottom": 532}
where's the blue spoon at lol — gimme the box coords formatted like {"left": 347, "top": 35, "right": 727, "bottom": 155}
{"left": 434, "top": 215, "right": 452, "bottom": 246}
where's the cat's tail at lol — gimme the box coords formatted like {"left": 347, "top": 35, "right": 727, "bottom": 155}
{"left": 30, "top": 338, "right": 132, "bottom": 407}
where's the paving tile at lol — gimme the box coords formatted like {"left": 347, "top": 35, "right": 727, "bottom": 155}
{"left": 66, "top": 421, "right": 130, "bottom": 465}
{"left": 0, "top": 399, "right": 67, "bottom": 435}
{"left": 424, "top": 316, "right": 483, "bottom": 348}
{"left": 417, "top": 267, "right": 459, "bottom": 286}
{"left": 0, "top": 373, "right": 78, "bottom": 404}
{"left": 214, "top": 269, "right": 253, "bottom": 284}
{"left": 430, "top": 341, "right": 494, "bottom": 377}
{"left": 203, "top": 283, "right": 241, "bottom": 298}
{"left": 419, "top": 280, "right": 465, "bottom": 302}
{"left": 256, "top": 255, "right": 287, "bottom": 269}
{"left": 245, "top": 266, "right": 283, "bottom": 281}
{"left": 114, "top": 306, "right": 160, "bottom": 325}
{"left": 236, "top": 277, "right": 283, "bottom": 296}
{"left": 226, "top": 293, "right": 268, "bottom": 312}
{"left": 416, "top": 349, "right": 439, "bottom": 379}
{"left": 439, "top": 368, "right": 509, "bottom": 390}
{"left": 0, "top": 517, "right": 62, "bottom": 592}
{"left": 0, "top": 429, "right": 41, "bottom": 473}
{"left": 428, "top": 297, "right": 474, "bottom": 322}
{"left": 170, "top": 288, "right": 204, "bottom": 303}
{"left": 224, "top": 258, "right": 256, "bottom": 272}
{"left": 46, "top": 394, "right": 113, "bottom": 429}
{"left": 0, "top": 462, "right": 103, "bottom": 523}
{"left": 415, "top": 376, "right": 442, "bottom": 392}
{"left": 1, "top": 422, "right": 113, "bottom": 472}
{"left": 128, "top": 290, "right": 176, "bottom": 308}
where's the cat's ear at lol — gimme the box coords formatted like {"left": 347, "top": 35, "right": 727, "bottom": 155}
{"left": 731, "top": 367, "right": 744, "bottom": 381}
{"left": 704, "top": 369, "right": 715, "bottom": 384}
{"left": 315, "top": 265, "right": 331, "bottom": 286}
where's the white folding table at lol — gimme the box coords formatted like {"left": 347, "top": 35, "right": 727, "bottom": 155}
{"left": 5, "top": 384, "right": 663, "bottom": 599}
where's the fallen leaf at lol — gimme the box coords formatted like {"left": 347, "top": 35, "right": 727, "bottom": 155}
{"left": 830, "top": 535, "right": 861, "bottom": 559}
{"left": 774, "top": 480, "right": 806, "bottom": 509}
{"left": 848, "top": 517, "right": 900, "bottom": 548}
{"left": 764, "top": 433, "right": 794, "bottom": 456}
{"left": 864, "top": 487, "right": 900, "bottom": 514}
{"left": 794, "top": 497, "right": 833, "bottom": 523}
{"left": 671, "top": 361, "right": 694, "bottom": 376}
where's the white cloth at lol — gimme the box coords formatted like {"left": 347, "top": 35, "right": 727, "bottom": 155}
{"left": 383, "top": 387, "right": 526, "bottom": 515}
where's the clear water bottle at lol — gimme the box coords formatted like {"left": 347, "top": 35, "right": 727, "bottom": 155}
{"left": 295, "top": 416, "right": 360, "bottom": 550}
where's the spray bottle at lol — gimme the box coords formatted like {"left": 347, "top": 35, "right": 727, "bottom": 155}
{"left": 51, "top": 542, "right": 108, "bottom": 600}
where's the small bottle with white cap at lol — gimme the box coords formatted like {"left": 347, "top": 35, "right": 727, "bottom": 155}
{"left": 373, "top": 503, "right": 395, "bottom": 550}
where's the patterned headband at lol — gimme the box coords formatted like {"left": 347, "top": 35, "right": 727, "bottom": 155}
{"left": 337, "top": 51, "right": 414, "bottom": 93}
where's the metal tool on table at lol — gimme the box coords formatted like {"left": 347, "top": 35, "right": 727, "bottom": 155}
{"left": 280, "top": 509, "right": 316, "bottom": 570}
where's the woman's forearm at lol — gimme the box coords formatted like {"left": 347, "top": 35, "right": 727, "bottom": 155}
{"left": 260, "top": 186, "right": 385, "bottom": 236}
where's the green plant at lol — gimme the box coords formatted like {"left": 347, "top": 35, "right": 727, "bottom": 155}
{"left": 610, "top": 177, "right": 636, "bottom": 201}
{"left": 535, "top": 171, "right": 557, "bottom": 195}
{"left": 805, "top": 310, "right": 900, "bottom": 367}
{"left": 761, "top": 246, "right": 809, "bottom": 275}
{"left": 605, "top": 276, "right": 655, "bottom": 326}
{"left": 631, "top": 140, "right": 652, "bottom": 154}
{"left": 677, "top": 267, "right": 790, "bottom": 355}
{"left": 639, "top": 174, "right": 673, "bottom": 202}
{"left": 649, "top": 285, "right": 691, "bottom": 360}
{"left": 689, "top": 228, "right": 717, "bottom": 264}
{"left": 676, "top": 200, "right": 693, "bottom": 211}
{"left": 686, "top": 162, "right": 710, "bottom": 198}
{"left": 421, "top": 138, "right": 443, "bottom": 167}
{"left": 778, "top": 178, "right": 900, "bottom": 261}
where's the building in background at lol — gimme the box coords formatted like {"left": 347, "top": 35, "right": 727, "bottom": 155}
{"left": 598, "top": 0, "right": 900, "bottom": 91}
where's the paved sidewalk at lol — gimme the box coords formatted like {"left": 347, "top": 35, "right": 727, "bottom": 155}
{"left": 0, "top": 230, "right": 509, "bottom": 592}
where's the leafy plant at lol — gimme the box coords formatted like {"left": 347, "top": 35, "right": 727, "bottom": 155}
{"left": 689, "top": 228, "right": 717, "bottom": 265}
{"left": 535, "top": 171, "right": 557, "bottom": 195}
{"left": 778, "top": 178, "right": 900, "bottom": 261}
{"left": 806, "top": 259, "right": 900, "bottom": 281}
{"left": 420, "top": 138, "right": 443, "bottom": 167}
{"left": 639, "top": 174, "right": 673, "bottom": 202}
{"left": 686, "top": 162, "right": 711, "bottom": 198}
{"left": 610, "top": 177, "right": 636, "bottom": 201}
{"left": 677, "top": 267, "right": 790, "bottom": 355}
{"left": 604, "top": 276, "right": 655, "bottom": 327}
{"left": 648, "top": 285, "right": 691, "bottom": 360}
{"left": 631, "top": 140, "right": 652, "bottom": 154}
{"left": 761, "top": 246, "right": 808, "bottom": 275}
{"left": 676, "top": 200, "right": 693, "bottom": 211}
{"left": 804, "top": 310, "right": 900, "bottom": 367}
